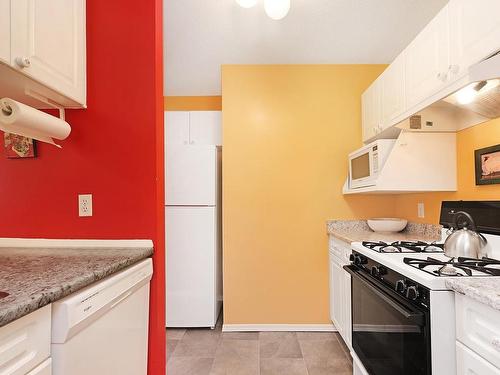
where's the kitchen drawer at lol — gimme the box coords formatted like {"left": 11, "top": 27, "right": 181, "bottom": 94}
{"left": 0, "top": 305, "right": 51, "bottom": 375}
{"left": 26, "top": 358, "right": 51, "bottom": 375}
{"left": 456, "top": 293, "right": 500, "bottom": 368}
{"left": 329, "top": 236, "right": 351, "bottom": 263}
{"left": 457, "top": 341, "right": 500, "bottom": 375}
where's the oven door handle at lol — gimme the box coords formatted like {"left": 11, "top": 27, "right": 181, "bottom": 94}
{"left": 344, "top": 265, "right": 425, "bottom": 325}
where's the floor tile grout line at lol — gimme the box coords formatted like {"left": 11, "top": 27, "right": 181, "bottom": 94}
{"left": 296, "top": 333, "right": 310, "bottom": 375}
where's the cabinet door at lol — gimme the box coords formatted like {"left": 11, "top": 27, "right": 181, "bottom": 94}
{"left": 165, "top": 111, "right": 190, "bottom": 145}
{"left": 329, "top": 255, "right": 344, "bottom": 335}
{"left": 406, "top": 4, "right": 450, "bottom": 109}
{"left": 0, "top": 0, "right": 9, "bottom": 64}
{"left": 189, "top": 111, "right": 222, "bottom": 146}
{"left": 343, "top": 270, "right": 352, "bottom": 349}
{"left": 0, "top": 305, "right": 51, "bottom": 375}
{"left": 10, "top": 0, "right": 86, "bottom": 105}
{"left": 361, "top": 79, "right": 381, "bottom": 142}
{"left": 381, "top": 51, "right": 406, "bottom": 126}
{"left": 449, "top": 0, "right": 500, "bottom": 80}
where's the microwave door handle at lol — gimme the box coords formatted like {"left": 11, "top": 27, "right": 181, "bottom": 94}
{"left": 344, "top": 265, "right": 424, "bottom": 325}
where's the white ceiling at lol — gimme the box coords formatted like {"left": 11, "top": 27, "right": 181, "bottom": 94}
{"left": 164, "top": 0, "right": 449, "bottom": 96}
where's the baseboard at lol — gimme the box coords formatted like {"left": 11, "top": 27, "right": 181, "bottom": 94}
{"left": 222, "top": 324, "right": 337, "bottom": 332}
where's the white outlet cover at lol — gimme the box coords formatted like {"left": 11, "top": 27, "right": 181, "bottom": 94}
{"left": 417, "top": 202, "right": 425, "bottom": 218}
{"left": 79, "top": 194, "right": 93, "bottom": 217}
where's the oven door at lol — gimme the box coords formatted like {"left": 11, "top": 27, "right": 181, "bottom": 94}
{"left": 345, "top": 265, "right": 431, "bottom": 375}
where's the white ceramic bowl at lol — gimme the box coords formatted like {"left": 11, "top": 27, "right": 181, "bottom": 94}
{"left": 367, "top": 218, "right": 408, "bottom": 233}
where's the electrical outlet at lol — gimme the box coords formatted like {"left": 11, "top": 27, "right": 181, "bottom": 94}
{"left": 417, "top": 202, "right": 425, "bottom": 218}
{"left": 79, "top": 194, "right": 93, "bottom": 217}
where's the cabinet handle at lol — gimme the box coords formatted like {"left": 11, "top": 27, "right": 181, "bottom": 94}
{"left": 492, "top": 337, "right": 500, "bottom": 351}
{"left": 437, "top": 72, "right": 447, "bottom": 82}
{"left": 15, "top": 57, "right": 31, "bottom": 68}
{"left": 448, "top": 65, "right": 460, "bottom": 75}
{"left": 190, "top": 141, "right": 195, "bottom": 144}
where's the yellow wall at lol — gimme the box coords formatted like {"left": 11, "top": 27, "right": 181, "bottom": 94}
{"left": 222, "top": 65, "right": 396, "bottom": 324}
{"left": 395, "top": 119, "right": 500, "bottom": 223}
{"left": 164, "top": 96, "right": 222, "bottom": 111}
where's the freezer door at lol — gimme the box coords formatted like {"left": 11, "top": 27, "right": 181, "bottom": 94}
{"left": 166, "top": 144, "right": 217, "bottom": 206}
{"left": 166, "top": 207, "right": 219, "bottom": 327}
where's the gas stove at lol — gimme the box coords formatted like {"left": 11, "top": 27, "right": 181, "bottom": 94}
{"left": 362, "top": 240, "right": 444, "bottom": 253}
{"left": 348, "top": 201, "right": 500, "bottom": 375}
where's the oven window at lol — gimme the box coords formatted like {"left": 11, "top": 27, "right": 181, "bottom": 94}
{"left": 351, "top": 153, "right": 370, "bottom": 180}
{"left": 351, "top": 274, "right": 430, "bottom": 375}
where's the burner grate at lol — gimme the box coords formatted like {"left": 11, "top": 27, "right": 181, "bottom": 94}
{"left": 362, "top": 241, "right": 444, "bottom": 253}
{"left": 403, "top": 256, "right": 500, "bottom": 277}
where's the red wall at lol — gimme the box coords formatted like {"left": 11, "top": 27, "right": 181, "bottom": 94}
{"left": 0, "top": 1, "right": 165, "bottom": 374}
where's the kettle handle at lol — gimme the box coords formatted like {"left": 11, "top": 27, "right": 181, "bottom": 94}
{"left": 454, "top": 211, "right": 477, "bottom": 231}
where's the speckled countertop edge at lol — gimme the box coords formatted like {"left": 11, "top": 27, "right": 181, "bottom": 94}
{"left": 326, "top": 219, "right": 442, "bottom": 243}
{"left": 0, "top": 246, "right": 153, "bottom": 327}
{"left": 445, "top": 278, "right": 500, "bottom": 311}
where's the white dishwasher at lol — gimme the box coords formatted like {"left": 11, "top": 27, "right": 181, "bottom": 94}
{"left": 51, "top": 259, "right": 153, "bottom": 375}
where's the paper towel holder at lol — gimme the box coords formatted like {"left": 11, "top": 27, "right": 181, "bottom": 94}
{"left": 0, "top": 101, "right": 12, "bottom": 116}
{"left": 25, "top": 89, "right": 66, "bottom": 121}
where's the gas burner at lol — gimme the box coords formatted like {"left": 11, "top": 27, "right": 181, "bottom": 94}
{"left": 403, "top": 256, "right": 500, "bottom": 277}
{"left": 439, "top": 264, "right": 459, "bottom": 276}
{"left": 362, "top": 241, "right": 444, "bottom": 253}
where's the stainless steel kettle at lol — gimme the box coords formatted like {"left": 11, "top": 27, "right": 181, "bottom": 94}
{"left": 444, "top": 211, "right": 489, "bottom": 259}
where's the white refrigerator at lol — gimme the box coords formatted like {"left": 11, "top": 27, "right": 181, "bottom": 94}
{"left": 165, "top": 143, "right": 222, "bottom": 328}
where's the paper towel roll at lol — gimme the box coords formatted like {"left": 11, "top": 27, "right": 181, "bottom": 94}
{"left": 0, "top": 98, "right": 71, "bottom": 147}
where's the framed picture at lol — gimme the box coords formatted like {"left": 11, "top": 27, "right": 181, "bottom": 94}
{"left": 475, "top": 144, "right": 500, "bottom": 185}
{"left": 4, "top": 133, "right": 37, "bottom": 158}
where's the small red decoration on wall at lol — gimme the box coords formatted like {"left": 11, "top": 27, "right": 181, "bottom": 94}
{"left": 4, "top": 133, "right": 36, "bottom": 158}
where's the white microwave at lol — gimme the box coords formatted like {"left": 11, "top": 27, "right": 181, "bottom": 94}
{"left": 348, "top": 139, "right": 396, "bottom": 189}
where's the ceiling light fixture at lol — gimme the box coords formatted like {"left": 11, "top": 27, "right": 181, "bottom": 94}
{"left": 264, "top": 0, "right": 290, "bottom": 20}
{"left": 236, "top": 0, "right": 258, "bottom": 8}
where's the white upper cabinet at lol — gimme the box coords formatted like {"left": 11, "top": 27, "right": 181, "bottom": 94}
{"left": 362, "top": 78, "right": 381, "bottom": 141}
{"left": 0, "top": 0, "right": 10, "bottom": 64}
{"left": 189, "top": 111, "right": 222, "bottom": 146}
{"left": 361, "top": 0, "right": 500, "bottom": 143}
{"left": 449, "top": 0, "right": 500, "bottom": 80}
{"left": 165, "top": 111, "right": 222, "bottom": 146}
{"left": 10, "top": 0, "right": 86, "bottom": 105}
{"left": 381, "top": 51, "right": 406, "bottom": 126}
{"left": 406, "top": 4, "right": 450, "bottom": 110}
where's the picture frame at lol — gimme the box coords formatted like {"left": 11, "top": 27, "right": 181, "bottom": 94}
{"left": 4, "top": 133, "right": 37, "bottom": 159}
{"left": 475, "top": 144, "right": 500, "bottom": 185}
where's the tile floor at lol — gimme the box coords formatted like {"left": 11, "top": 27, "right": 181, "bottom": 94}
{"left": 167, "top": 319, "right": 353, "bottom": 375}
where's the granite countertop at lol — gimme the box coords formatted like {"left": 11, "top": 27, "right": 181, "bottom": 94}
{"left": 326, "top": 220, "right": 442, "bottom": 243}
{"left": 0, "top": 246, "right": 153, "bottom": 327}
{"left": 445, "top": 278, "right": 500, "bottom": 311}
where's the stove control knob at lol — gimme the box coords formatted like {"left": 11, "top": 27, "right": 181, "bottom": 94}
{"left": 350, "top": 254, "right": 367, "bottom": 266}
{"left": 395, "top": 280, "right": 407, "bottom": 293}
{"left": 371, "top": 266, "right": 387, "bottom": 277}
{"left": 357, "top": 255, "right": 368, "bottom": 265}
{"left": 406, "top": 286, "right": 419, "bottom": 300}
